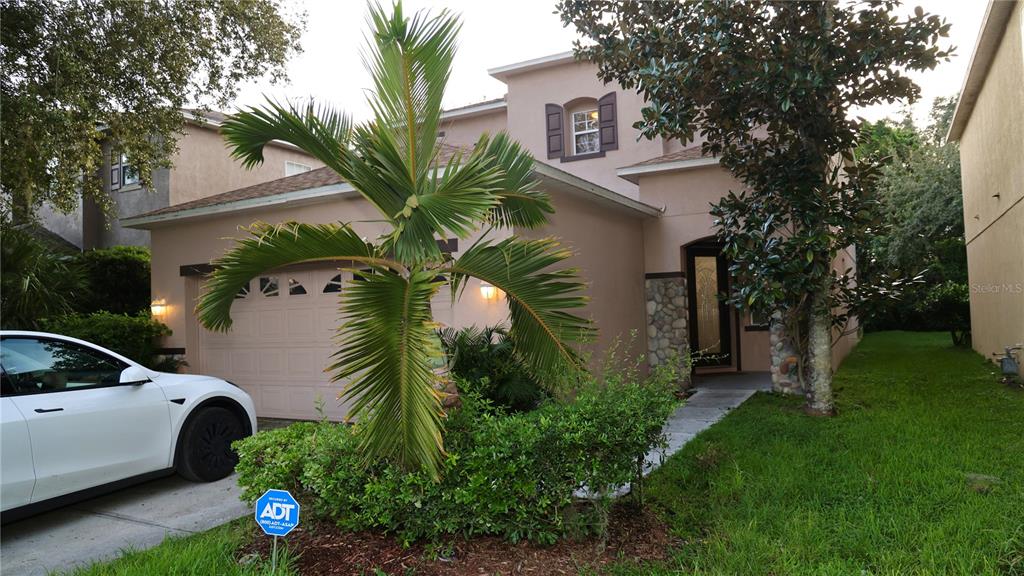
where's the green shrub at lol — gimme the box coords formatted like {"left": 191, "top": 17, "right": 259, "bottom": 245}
{"left": 438, "top": 325, "right": 546, "bottom": 412}
{"left": 41, "top": 311, "right": 172, "bottom": 368}
{"left": 1, "top": 225, "right": 88, "bottom": 329}
{"left": 234, "top": 363, "right": 679, "bottom": 545}
{"left": 76, "top": 246, "right": 151, "bottom": 315}
{"left": 914, "top": 280, "right": 971, "bottom": 346}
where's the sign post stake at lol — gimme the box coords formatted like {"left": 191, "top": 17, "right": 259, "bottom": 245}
{"left": 271, "top": 535, "right": 278, "bottom": 573}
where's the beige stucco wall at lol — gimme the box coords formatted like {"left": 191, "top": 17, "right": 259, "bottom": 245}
{"left": 168, "top": 125, "right": 325, "bottom": 206}
{"left": 958, "top": 1, "right": 1024, "bottom": 371}
{"left": 521, "top": 190, "right": 648, "bottom": 368}
{"left": 149, "top": 197, "right": 509, "bottom": 362}
{"left": 635, "top": 166, "right": 859, "bottom": 371}
{"left": 502, "top": 60, "right": 666, "bottom": 200}
{"left": 440, "top": 109, "right": 508, "bottom": 148}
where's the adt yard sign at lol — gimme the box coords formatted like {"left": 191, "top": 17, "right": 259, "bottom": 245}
{"left": 255, "top": 489, "right": 300, "bottom": 537}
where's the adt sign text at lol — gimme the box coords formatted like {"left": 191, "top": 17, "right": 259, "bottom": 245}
{"left": 255, "top": 489, "right": 300, "bottom": 537}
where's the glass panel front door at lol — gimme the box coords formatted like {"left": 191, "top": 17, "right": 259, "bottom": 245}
{"left": 694, "top": 256, "right": 722, "bottom": 354}
{"left": 687, "top": 245, "right": 732, "bottom": 367}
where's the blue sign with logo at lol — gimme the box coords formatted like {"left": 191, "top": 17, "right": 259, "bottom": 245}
{"left": 255, "top": 489, "right": 300, "bottom": 537}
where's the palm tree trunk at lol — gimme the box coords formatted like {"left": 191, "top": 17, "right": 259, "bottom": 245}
{"left": 806, "top": 287, "right": 834, "bottom": 415}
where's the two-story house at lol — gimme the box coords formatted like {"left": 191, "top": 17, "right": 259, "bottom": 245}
{"left": 39, "top": 110, "right": 324, "bottom": 249}
{"left": 124, "top": 53, "right": 858, "bottom": 421}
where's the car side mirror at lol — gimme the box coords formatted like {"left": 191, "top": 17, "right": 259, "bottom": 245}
{"left": 119, "top": 366, "right": 152, "bottom": 385}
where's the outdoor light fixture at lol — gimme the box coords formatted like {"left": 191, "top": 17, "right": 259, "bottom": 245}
{"left": 150, "top": 298, "right": 167, "bottom": 318}
{"left": 479, "top": 282, "right": 497, "bottom": 300}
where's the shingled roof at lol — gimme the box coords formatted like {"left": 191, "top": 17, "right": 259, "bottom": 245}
{"left": 625, "top": 145, "right": 715, "bottom": 168}
{"left": 133, "top": 143, "right": 468, "bottom": 219}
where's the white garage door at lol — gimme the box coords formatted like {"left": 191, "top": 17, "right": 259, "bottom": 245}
{"left": 197, "top": 267, "right": 455, "bottom": 421}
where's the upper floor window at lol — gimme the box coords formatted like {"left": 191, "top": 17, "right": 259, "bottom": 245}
{"left": 546, "top": 92, "right": 618, "bottom": 161}
{"left": 121, "top": 154, "right": 140, "bottom": 186}
{"left": 285, "top": 161, "right": 312, "bottom": 176}
{"left": 572, "top": 110, "right": 600, "bottom": 155}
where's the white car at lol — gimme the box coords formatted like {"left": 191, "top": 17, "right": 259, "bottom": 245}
{"left": 1, "top": 331, "right": 257, "bottom": 521}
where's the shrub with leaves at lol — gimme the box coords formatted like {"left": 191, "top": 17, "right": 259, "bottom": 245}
{"left": 438, "top": 324, "right": 546, "bottom": 412}
{"left": 41, "top": 311, "right": 174, "bottom": 369}
{"left": 0, "top": 225, "right": 87, "bottom": 329}
{"left": 76, "top": 246, "right": 152, "bottom": 315}
{"left": 233, "top": 362, "right": 679, "bottom": 545}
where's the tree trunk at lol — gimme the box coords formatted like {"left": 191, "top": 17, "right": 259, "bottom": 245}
{"left": 806, "top": 289, "right": 834, "bottom": 415}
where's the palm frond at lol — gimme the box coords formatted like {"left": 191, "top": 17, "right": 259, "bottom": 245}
{"left": 196, "top": 222, "right": 384, "bottom": 331}
{"left": 330, "top": 267, "right": 446, "bottom": 478}
{"left": 475, "top": 132, "right": 553, "bottom": 229}
{"left": 448, "top": 237, "right": 595, "bottom": 377}
{"left": 363, "top": 1, "right": 459, "bottom": 182}
{"left": 220, "top": 98, "right": 353, "bottom": 173}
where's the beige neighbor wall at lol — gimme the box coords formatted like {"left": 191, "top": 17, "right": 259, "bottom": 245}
{"left": 502, "top": 60, "right": 666, "bottom": 200}
{"left": 168, "top": 125, "right": 325, "bottom": 206}
{"left": 636, "top": 166, "right": 858, "bottom": 372}
{"left": 148, "top": 196, "right": 509, "bottom": 365}
{"left": 958, "top": 2, "right": 1024, "bottom": 372}
{"left": 440, "top": 109, "right": 508, "bottom": 148}
{"left": 520, "top": 189, "right": 648, "bottom": 370}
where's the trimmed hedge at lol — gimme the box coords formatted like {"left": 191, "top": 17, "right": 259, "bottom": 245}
{"left": 234, "top": 365, "right": 679, "bottom": 545}
{"left": 41, "top": 312, "right": 171, "bottom": 368}
{"left": 77, "top": 246, "right": 151, "bottom": 315}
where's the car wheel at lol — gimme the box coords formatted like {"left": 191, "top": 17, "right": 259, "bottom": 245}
{"left": 177, "top": 406, "right": 246, "bottom": 482}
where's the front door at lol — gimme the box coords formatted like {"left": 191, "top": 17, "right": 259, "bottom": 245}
{"left": 687, "top": 244, "right": 732, "bottom": 367}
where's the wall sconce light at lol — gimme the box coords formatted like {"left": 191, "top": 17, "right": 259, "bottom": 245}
{"left": 150, "top": 298, "right": 167, "bottom": 318}
{"left": 479, "top": 282, "right": 497, "bottom": 300}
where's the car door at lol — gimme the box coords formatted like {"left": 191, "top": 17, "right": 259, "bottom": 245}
{"left": 0, "top": 336, "right": 172, "bottom": 503}
{"left": 0, "top": 389, "right": 35, "bottom": 511}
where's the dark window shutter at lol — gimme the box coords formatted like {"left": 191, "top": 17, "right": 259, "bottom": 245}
{"left": 598, "top": 92, "right": 618, "bottom": 151}
{"left": 110, "top": 151, "right": 121, "bottom": 190}
{"left": 545, "top": 103, "right": 563, "bottom": 159}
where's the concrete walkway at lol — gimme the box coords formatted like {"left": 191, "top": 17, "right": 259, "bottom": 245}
{"left": 643, "top": 371, "right": 771, "bottom": 474}
{"left": 0, "top": 474, "right": 248, "bottom": 576}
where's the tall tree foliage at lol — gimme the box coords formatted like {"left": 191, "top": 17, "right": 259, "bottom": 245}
{"left": 859, "top": 96, "right": 968, "bottom": 342}
{"left": 0, "top": 0, "right": 304, "bottom": 221}
{"left": 559, "top": 0, "right": 951, "bottom": 414}
{"left": 198, "top": 1, "right": 593, "bottom": 477}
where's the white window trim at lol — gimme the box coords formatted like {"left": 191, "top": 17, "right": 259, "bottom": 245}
{"left": 285, "top": 161, "right": 312, "bottom": 176}
{"left": 571, "top": 109, "right": 599, "bottom": 155}
{"left": 121, "top": 154, "right": 140, "bottom": 187}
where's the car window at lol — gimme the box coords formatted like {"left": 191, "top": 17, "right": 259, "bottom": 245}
{"left": 0, "top": 337, "right": 129, "bottom": 396}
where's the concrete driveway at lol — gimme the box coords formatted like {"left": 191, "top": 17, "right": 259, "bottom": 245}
{"left": 1, "top": 473, "right": 248, "bottom": 575}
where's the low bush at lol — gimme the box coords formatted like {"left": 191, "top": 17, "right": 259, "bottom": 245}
{"left": 41, "top": 311, "right": 174, "bottom": 369}
{"left": 76, "top": 246, "right": 151, "bottom": 315}
{"left": 0, "top": 225, "right": 88, "bottom": 329}
{"left": 438, "top": 325, "right": 546, "bottom": 412}
{"left": 234, "top": 363, "right": 679, "bottom": 545}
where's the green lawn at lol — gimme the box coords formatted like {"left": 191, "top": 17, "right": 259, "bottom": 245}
{"left": 64, "top": 332, "right": 1023, "bottom": 575}
{"left": 58, "top": 519, "right": 296, "bottom": 576}
{"left": 616, "top": 331, "right": 1024, "bottom": 575}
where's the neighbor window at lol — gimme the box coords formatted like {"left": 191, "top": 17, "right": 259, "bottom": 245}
{"left": 121, "top": 154, "right": 140, "bottom": 186}
{"left": 285, "top": 161, "right": 312, "bottom": 176}
{"left": 571, "top": 109, "right": 599, "bottom": 155}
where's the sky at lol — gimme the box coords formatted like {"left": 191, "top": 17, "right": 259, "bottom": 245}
{"left": 235, "top": 0, "right": 988, "bottom": 129}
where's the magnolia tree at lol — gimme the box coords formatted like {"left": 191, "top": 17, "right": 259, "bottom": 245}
{"left": 558, "top": 0, "right": 951, "bottom": 414}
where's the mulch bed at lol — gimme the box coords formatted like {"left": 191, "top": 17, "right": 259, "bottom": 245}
{"left": 239, "top": 503, "right": 680, "bottom": 575}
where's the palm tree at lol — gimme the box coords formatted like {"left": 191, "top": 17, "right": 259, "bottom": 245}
{"left": 196, "top": 1, "right": 593, "bottom": 478}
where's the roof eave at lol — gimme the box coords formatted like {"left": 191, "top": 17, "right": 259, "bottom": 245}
{"left": 488, "top": 51, "right": 577, "bottom": 82}
{"left": 440, "top": 100, "right": 507, "bottom": 121}
{"left": 616, "top": 156, "right": 721, "bottom": 184}
{"left": 946, "top": 0, "right": 1018, "bottom": 143}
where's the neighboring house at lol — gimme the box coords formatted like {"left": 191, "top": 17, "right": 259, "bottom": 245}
{"left": 947, "top": 0, "right": 1023, "bottom": 374}
{"left": 39, "top": 110, "right": 324, "bottom": 249}
{"left": 125, "top": 53, "right": 858, "bottom": 421}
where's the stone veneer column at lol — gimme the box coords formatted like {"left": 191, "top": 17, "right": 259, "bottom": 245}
{"left": 769, "top": 311, "right": 802, "bottom": 394}
{"left": 645, "top": 276, "right": 689, "bottom": 372}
